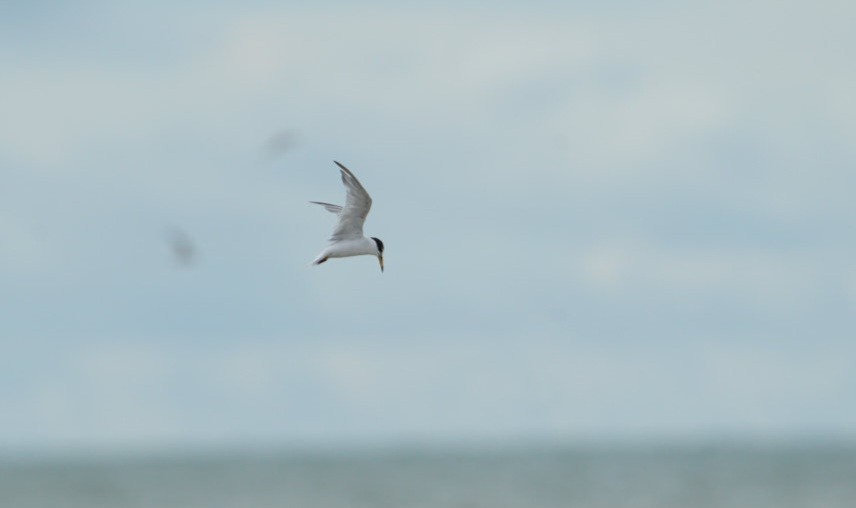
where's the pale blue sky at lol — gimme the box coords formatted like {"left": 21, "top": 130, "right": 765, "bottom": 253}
{"left": 1, "top": 0, "right": 855, "bottom": 454}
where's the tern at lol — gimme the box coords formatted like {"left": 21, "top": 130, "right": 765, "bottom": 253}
{"left": 310, "top": 161, "right": 385, "bottom": 272}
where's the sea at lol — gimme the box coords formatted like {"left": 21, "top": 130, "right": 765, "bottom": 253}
{"left": 2, "top": 444, "right": 855, "bottom": 508}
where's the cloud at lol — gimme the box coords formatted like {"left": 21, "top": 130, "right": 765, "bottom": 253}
{"left": 5, "top": 335, "right": 856, "bottom": 451}
{"left": 576, "top": 238, "right": 825, "bottom": 310}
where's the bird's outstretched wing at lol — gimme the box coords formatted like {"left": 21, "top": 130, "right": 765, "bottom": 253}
{"left": 310, "top": 161, "right": 373, "bottom": 241}
{"left": 309, "top": 201, "right": 343, "bottom": 215}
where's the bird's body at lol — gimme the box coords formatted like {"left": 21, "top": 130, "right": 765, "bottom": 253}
{"left": 310, "top": 161, "right": 384, "bottom": 271}
{"left": 312, "top": 237, "right": 378, "bottom": 263}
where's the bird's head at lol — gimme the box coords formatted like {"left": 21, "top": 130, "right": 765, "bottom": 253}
{"left": 371, "top": 237, "right": 384, "bottom": 272}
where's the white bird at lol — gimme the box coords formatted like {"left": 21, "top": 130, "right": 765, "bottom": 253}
{"left": 310, "top": 161, "right": 384, "bottom": 272}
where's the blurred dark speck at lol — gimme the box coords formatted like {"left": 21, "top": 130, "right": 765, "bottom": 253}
{"left": 166, "top": 227, "right": 197, "bottom": 268}
{"left": 262, "top": 130, "right": 298, "bottom": 162}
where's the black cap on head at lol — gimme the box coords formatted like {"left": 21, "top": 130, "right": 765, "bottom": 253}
{"left": 370, "top": 237, "right": 384, "bottom": 253}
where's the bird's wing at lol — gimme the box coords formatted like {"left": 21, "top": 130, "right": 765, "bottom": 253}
{"left": 328, "top": 161, "right": 373, "bottom": 241}
{"left": 309, "top": 201, "right": 343, "bottom": 215}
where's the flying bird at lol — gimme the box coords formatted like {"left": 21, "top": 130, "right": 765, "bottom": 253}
{"left": 310, "top": 161, "right": 385, "bottom": 272}
{"left": 262, "top": 130, "right": 297, "bottom": 162}
{"left": 166, "top": 227, "right": 197, "bottom": 267}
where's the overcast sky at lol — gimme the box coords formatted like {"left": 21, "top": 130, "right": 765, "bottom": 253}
{"left": 1, "top": 0, "right": 855, "bottom": 454}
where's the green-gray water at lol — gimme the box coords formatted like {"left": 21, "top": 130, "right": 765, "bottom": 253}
{"left": 2, "top": 446, "right": 855, "bottom": 508}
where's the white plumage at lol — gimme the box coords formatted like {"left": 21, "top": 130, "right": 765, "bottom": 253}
{"left": 310, "top": 161, "right": 385, "bottom": 272}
